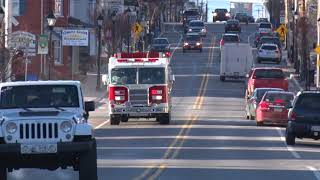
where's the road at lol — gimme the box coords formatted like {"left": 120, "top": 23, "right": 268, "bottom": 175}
{"left": 8, "top": 23, "right": 320, "bottom": 180}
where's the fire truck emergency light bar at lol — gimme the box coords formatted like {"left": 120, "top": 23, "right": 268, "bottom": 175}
{"left": 117, "top": 58, "right": 159, "bottom": 63}
{"left": 113, "top": 51, "right": 170, "bottom": 58}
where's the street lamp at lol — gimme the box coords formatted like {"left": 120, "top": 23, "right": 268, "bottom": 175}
{"left": 0, "top": 7, "right": 5, "bottom": 24}
{"left": 125, "top": 8, "right": 131, "bottom": 53}
{"left": 47, "top": 10, "right": 56, "bottom": 80}
{"left": 96, "top": 14, "right": 103, "bottom": 90}
{"left": 111, "top": 11, "right": 116, "bottom": 54}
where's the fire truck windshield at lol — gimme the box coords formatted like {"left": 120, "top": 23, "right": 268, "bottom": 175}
{"left": 111, "top": 67, "right": 165, "bottom": 85}
{"left": 111, "top": 68, "right": 137, "bottom": 85}
{"left": 139, "top": 68, "right": 165, "bottom": 84}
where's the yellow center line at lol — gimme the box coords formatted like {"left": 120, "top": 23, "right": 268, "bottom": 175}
{"left": 134, "top": 33, "right": 216, "bottom": 180}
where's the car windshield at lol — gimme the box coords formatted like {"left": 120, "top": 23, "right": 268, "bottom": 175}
{"left": 264, "top": 93, "right": 294, "bottom": 105}
{"left": 0, "top": 85, "right": 79, "bottom": 109}
{"left": 253, "top": 69, "right": 285, "bottom": 79}
{"left": 236, "top": 13, "right": 246, "bottom": 17}
{"left": 111, "top": 68, "right": 137, "bottom": 85}
{"left": 215, "top": 9, "right": 227, "bottom": 13}
{"left": 256, "top": 89, "right": 283, "bottom": 101}
{"left": 189, "top": 21, "right": 204, "bottom": 27}
{"left": 223, "top": 35, "right": 239, "bottom": 42}
{"left": 184, "top": 11, "right": 199, "bottom": 16}
{"left": 139, "top": 68, "right": 165, "bottom": 84}
{"left": 260, "top": 23, "right": 271, "bottom": 28}
{"left": 261, "top": 45, "right": 277, "bottom": 50}
{"left": 296, "top": 94, "right": 320, "bottom": 110}
{"left": 261, "top": 38, "right": 280, "bottom": 45}
{"left": 153, "top": 39, "right": 169, "bottom": 45}
{"left": 186, "top": 35, "right": 200, "bottom": 41}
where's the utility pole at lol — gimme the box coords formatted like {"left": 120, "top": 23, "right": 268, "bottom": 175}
{"left": 206, "top": 1, "right": 208, "bottom": 22}
{"left": 317, "top": 0, "right": 320, "bottom": 88}
{"left": 300, "top": 0, "right": 309, "bottom": 90}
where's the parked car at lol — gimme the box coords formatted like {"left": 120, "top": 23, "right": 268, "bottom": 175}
{"left": 257, "top": 22, "right": 273, "bottom": 35}
{"left": 246, "top": 68, "right": 289, "bottom": 97}
{"left": 257, "top": 43, "right": 281, "bottom": 64}
{"left": 254, "top": 33, "right": 274, "bottom": 47}
{"left": 225, "top": 19, "right": 241, "bottom": 33}
{"left": 213, "top": 8, "right": 230, "bottom": 22}
{"left": 256, "top": 18, "right": 269, "bottom": 23}
{"left": 220, "top": 33, "right": 240, "bottom": 49}
{"left": 183, "top": 33, "right": 203, "bottom": 53}
{"left": 182, "top": 9, "right": 200, "bottom": 26}
{"left": 285, "top": 91, "right": 320, "bottom": 145}
{"left": 246, "top": 88, "right": 284, "bottom": 120}
{"left": 234, "top": 13, "right": 248, "bottom": 23}
{"left": 151, "top": 38, "right": 170, "bottom": 52}
{"left": 256, "top": 91, "right": 295, "bottom": 126}
{"left": 248, "top": 15, "right": 255, "bottom": 23}
{"left": 187, "top": 20, "right": 207, "bottom": 36}
{"left": 257, "top": 36, "right": 281, "bottom": 49}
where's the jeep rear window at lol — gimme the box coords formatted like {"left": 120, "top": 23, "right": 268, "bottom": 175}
{"left": 253, "top": 69, "right": 284, "bottom": 79}
{"left": 295, "top": 94, "right": 320, "bottom": 110}
{"left": 261, "top": 45, "right": 277, "bottom": 50}
{"left": 0, "top": 85, "right": 79, "bottom": 109}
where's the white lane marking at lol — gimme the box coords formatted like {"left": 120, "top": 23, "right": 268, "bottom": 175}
{"left": 96, "top": 135, "right": 285, "bottom": 141}
{"left": 94, "top": 120, "right": 110, "bottom": 129}
{"left": 307, "top": 166, "right": 320, "bottom": 180}
{"left": 276, "top": 127, "right": 301, "bottom": 159}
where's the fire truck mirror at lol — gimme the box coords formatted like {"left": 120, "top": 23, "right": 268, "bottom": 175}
{"left": 169, "top": 74, "right": 175, "bottom": 82}
{"left": 102, "top": 74, "right": 109, "bottom": 86}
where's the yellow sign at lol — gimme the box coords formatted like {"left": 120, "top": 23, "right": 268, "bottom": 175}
{"left": 276, "top": 25, "right": 288, "bottom": 39}
{"left": 132, "top": 23, "right": 143, "bottom": 35}
{"left": 315, "top": 46, "right": 320, "bottom": 54}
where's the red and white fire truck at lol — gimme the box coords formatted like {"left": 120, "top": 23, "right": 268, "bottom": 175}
{"left": 105, "top": 52, "right": 174, "bottom": 125}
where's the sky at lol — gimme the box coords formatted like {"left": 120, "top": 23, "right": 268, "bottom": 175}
{"left": 197, "top": 0, "right": 266, "bottom": 21}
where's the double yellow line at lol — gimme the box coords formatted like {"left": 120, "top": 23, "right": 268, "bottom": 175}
{"left": 134, "top": 33, "right": 216, "bottom": 180}
{"left": 193, "top": 35, "right": 215, "bottom": 110}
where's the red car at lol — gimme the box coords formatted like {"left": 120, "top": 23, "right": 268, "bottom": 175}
{"left": 246, "top": 68, "right": 289, "bottom": 97}
{"left": 256, "top": 91, "right": 295, "bottom": 126}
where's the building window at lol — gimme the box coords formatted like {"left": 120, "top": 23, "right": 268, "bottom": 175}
{"left": 12, "top": 0, "right": 27, "bottom": 16}
{"left": 54, "top": 0, "right": 63, "bottom": 17}
{"left": 53, "top": 40, "right": 62, "bottom": 64}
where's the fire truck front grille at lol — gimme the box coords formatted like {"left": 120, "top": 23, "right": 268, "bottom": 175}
{"left": 130, "top": 89, "right": 148, "bottom": 106}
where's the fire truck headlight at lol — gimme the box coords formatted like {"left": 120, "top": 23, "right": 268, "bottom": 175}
{"left": 115, "top": 96, "right": 125, "bottom": 101}
{"left": 196, "top": 42, "right": 201, "bottom": 46}
{"left": 152, "top": 95, "right": 163, "bottom": 100}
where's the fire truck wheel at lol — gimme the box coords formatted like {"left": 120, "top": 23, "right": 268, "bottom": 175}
{"left": 159, "top": 113, "right": 170, "bottom": 125}
{"left": 121, "top": 116, "right": 129, "bottom": 122}
{"left": 110, "top": 115, "right": 121, "bottom": 125}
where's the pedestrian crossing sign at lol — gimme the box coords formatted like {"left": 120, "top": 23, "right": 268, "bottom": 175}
{"left": 276, "top": 25, "right": 288, "bottom": 41}
{"left": 132, "top": 23, "right": 143, "bottom": 35}
{"left": 315, "top": 46, "right": 320, "bottom": 55}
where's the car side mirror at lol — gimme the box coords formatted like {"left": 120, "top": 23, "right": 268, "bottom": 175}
{"left": 85, "top": 101, "right": 95, "bottom": 112}
{"left": 169, "top": 74, "right": 175, "bottom": 82}
{"left": 102, "top": 74, "right": 109, "bottom": 86}
{"left": 246, "top": 74, "right": 249, "bottom": 78}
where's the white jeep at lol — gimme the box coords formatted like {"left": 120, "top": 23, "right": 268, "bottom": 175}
{"left": 0, "top": 81, "right": 97, "bottom": 180}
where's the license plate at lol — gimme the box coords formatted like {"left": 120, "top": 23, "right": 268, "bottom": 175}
{"left": 311, "top": 126, "right": 320, "bottom": 132}
{"left": 274, "top": 108, "right": 282, "bottom": 112}
{"left": 21, "top": 143, "right": 57, "bottom": 154}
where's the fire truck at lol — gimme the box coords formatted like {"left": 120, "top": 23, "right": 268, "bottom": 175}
{"left": 105, "top": 52, "right": 174, "bottom": 125}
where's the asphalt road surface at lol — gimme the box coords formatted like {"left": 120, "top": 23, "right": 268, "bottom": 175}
{"left": 8, "top": 23, "right": 320, "bottom": 180}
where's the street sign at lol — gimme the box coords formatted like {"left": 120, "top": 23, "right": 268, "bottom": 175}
{"left": 280, "top": 16, "right": 285, "bottom": 24}
{"left": 276, "top": 25, "right": 288, "bottom": 41}
{"left": 8, "top": 31, "right": 37, "bottom": 56}
{"left": 132, "top": 23, "right": 143, "bottom": 36}
{"left": 37, "top": 34, "right": 48, "bottom": 54}
{"left": 314, "top": 46, "right": 320, "bottom": 54}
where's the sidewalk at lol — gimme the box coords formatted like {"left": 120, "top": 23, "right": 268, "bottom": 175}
{"left": 80, "top": 74, "right": 108, "bottom": 102}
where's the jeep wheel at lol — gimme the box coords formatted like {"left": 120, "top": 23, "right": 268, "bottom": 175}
{"left": 285, "top": 130, "right": 296, "bottom": 145}
{"left": 159, "top": 113, "right": 170, "bottom": 125}
{"left": 110, "top": 115, "right": 120, "bottom": 125}
{"left": 0, "top": 168, "right": 7, "bottom": 180}
{"left": 79, "top": 139, "right": 98, "bottom": 180}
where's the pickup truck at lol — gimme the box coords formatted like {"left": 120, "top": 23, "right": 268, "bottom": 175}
{"left": 246, "top": 67, "right": 288, "bottom": 97}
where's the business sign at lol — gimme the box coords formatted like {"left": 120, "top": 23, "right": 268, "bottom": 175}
{"left": 62, "top": 30, "right": 89, "bottom": 46}
{"left": 38, "top": 34, "right": 48, "bottom": 54}
{"left": 8, "top": 31, "right": 37, "bottom": 56}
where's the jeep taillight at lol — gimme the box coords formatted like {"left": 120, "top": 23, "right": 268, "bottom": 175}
{"left": 290, "top": 111, "right": 297, "bottom": 121}
{"left": 149, "top": 86, "right": 167, "bottom": 104}
{"left": 220, "top": 39, "right": 224, "bottom": 46}
{"left": 109, "top": 86, "right": 128, "bottom": 104}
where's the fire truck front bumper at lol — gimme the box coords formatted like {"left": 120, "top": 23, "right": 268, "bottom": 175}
{"left": 110, "top": 106, "right": 169, "bottom": 117}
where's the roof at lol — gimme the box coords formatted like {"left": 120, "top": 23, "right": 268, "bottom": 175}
{"left": 223, "top": 33, "right": 239, "bottom": 36}
{"left": 261, "top": 43, "right": 278, "bottom": 46}
{"left": 189, "top": 20, "right": 203, "bottom": 23}
{"left": 0, "top": 81, "right": 81, "bottom": 87}
{"left": 266, "top": 91, "right": 295, "bottom": 95}
{"left": 185, "top": 32, "right": 200, "bottom": 36}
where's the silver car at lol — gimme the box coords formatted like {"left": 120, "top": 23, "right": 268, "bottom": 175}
{"left": 187, "top": 20, "right": 207, "bottom": 37}
{"left": 257, "top": 43, "right": 281, "bottom": 64}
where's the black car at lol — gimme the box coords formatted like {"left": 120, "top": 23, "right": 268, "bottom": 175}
{"left": 235, "top": 13, "right": 248, "bottom": 23}
{"left": 183, "top": 33, "right": 202, "bottom": 53}
{"left": 225, "top": 19, "right": 241, "bottom": 33}
{"left": 213, "top": 9, "right": 230, "bottom": 22}
{"left": 183, "top": 10, "right": 200, "bottom": 26}
{"left": 246, "top": 88, "right": 284, "bottom": 120}
{"left": 151, "top": 38, "right": 170, "bottom": 52}
{"left": 285, "top": 91, "right": 320, "bottom": 145}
